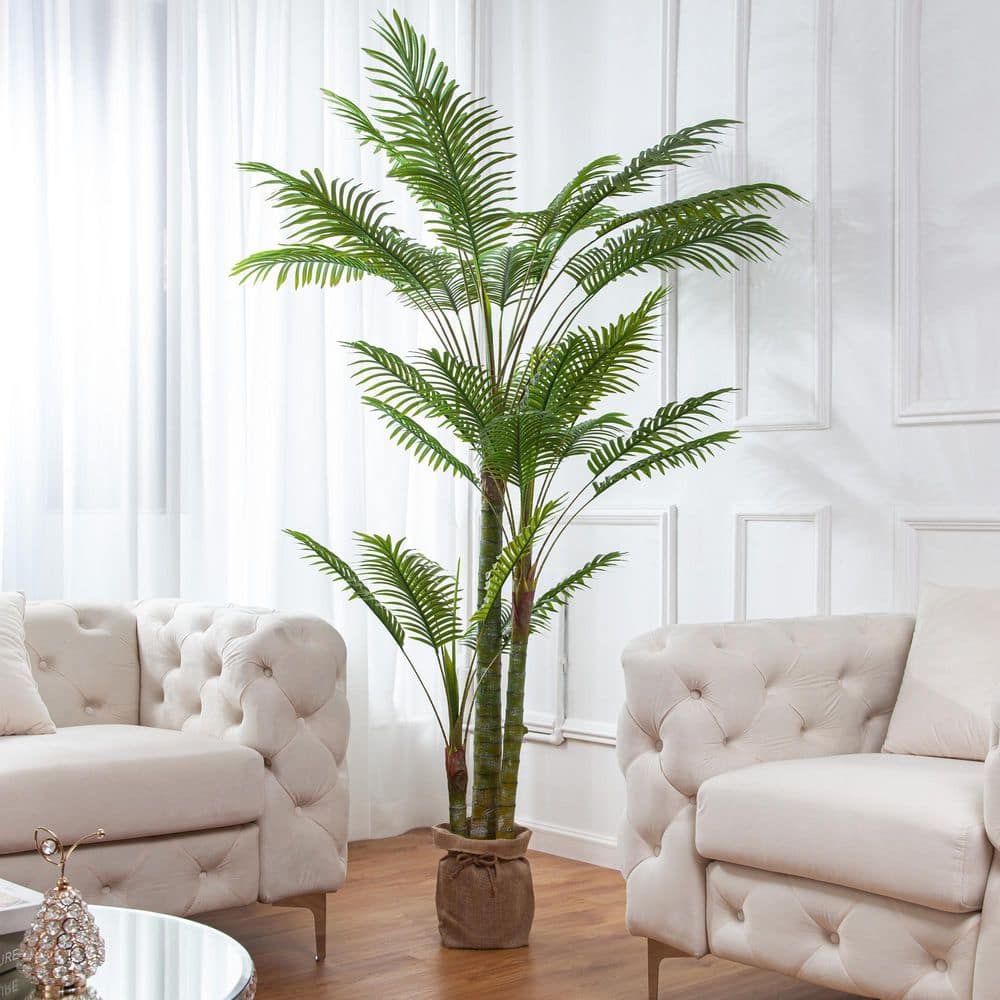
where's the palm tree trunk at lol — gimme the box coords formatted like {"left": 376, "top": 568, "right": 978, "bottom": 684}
{"left": 470, "top": 472, "right": 504, "bottom": 838}
{"left": 496, "top": 569, "right": 535, "bottom": 838}
{"left": 445, "top": 742, "right": 469, "bottom": 836}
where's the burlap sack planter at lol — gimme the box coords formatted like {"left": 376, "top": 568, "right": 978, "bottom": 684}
{"left": 432, "top": 824, "right": 535, "bottom": 949}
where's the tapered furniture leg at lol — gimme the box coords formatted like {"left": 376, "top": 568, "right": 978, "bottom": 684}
{"left": 276, "top": 892, "right": 328, "bottom": 961}
{"left": 647, "top": 938, "right": 685, "bottom": 1000}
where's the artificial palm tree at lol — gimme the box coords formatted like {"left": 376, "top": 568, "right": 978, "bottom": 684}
{"left": 235, "top": 11, "right": 798, "bottom": 842}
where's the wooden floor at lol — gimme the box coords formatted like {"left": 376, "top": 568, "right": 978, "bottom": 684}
{"left": 201, "top": 829, "right": 853, "bottom": 999}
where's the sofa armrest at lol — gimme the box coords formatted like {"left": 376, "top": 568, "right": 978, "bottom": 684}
{"left": 986, "top": 691, "right": 1000, "bottom": 849}
{"left": 135, "top": 600, "right": 349, "bottom": 902}
{"left": 618, "top": 613, "right": 914, "bottom": 956}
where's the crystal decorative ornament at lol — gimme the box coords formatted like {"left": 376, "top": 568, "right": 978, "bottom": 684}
{"left": 16, "top": 827, "right": 107, "bottom": 998}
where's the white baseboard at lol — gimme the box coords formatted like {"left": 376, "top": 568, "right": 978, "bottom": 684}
{"left": 518, "top": 817, "right": 619, "bottom": 870}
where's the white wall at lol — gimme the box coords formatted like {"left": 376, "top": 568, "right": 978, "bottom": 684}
{"left": 485, "top": 0, "right": 1000, "bottom": 867}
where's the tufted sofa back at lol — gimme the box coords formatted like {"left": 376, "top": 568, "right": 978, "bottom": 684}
{"left": 24, "top": 602, "right": 141, "bottom": 727}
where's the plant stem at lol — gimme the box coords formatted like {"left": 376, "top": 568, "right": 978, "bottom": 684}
{"left": 445, "top": 742, "right": 469, "bottom": 836}
{"left": 470, "top": 472, "right": 504, "bottom": 838}
{"left": 496, "top": 565, "right": 535, "bottom": 838}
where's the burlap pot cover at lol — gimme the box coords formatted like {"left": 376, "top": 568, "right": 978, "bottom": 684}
{"left": 432, "top": 823, "right": 535, "bottom": 949}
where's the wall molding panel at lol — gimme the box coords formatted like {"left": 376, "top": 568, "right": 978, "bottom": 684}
{"left": 659, "top": 0, "right": 680, "bottom": 405}
{"left": 525, "top": 507, "right": 677, "bottom": 748}
{"left": 893, "top": 0, "right": 1000, "bottom": 424}
{"left": 732, "top": 0, "right": 832, "bottom": 431}
{"left": 893, "top": 508, "right": 1000, "bottom": 610}
{"left": 733, "top": 505, "right": 832, "bottom": 620}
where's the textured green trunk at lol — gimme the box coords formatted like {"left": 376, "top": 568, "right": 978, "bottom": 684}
{"left": 470, "top": 472, "right": 504, "bottom": 838}
{"left": 496, "top": 568, "right": 535, "bottom": 838}
{"left": 445, "top": 742, "right": 469, "bottom": 836}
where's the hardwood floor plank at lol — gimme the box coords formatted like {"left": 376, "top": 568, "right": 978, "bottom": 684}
{"left": 199, "top": 829, "right": 853, "bottom": 999}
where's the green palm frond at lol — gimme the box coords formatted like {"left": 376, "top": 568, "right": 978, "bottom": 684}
{"left": 552, "top": 413, "right": 632, "bottom": 458}
{"left": 322, "top": 88, "right": 394, "bottom": 155}
{"left": 551, "top": 119, "right": 735, "bottom": 239}
{"left": 480, "top": 409, "right": 569, "bottom": 486}
{"left": 526, "top": 289, "right": 664, "bottom": 417}
{"left": 366, "top": 11, "right": 515, "bottom": 260}
{"left": 356, "top": 533, "right": 462, "bottom": 649}
{"left": 234, "top": 163, "right": 459, "bottom": 312}
{"left": 530, "top": 552, "right": 626, "bottom": 633}
{"left": 568, "top": 214, "right": 786, "bottom": 295}
{"left": 593, "top": 430, "right": 737, "bottom": 494}
{"left": 587, "top": 388, "right": 735, "bottom": 478}
{"left": 479, "top": 242, "right": 547, "bottom": 307}
{"left": 517, "top": 153, "right": 621, "bottom": 240}
{"left": 596, "top": 182, "right": 803, "bottom": 236}
{"left": 414, "top": 348, "right": 500, "bottom": 442}
{"left": 284, "top": 529, "right": 405, "bottom": 647}
{"left": 363, "top": 396, "right": 478, "bottom": 484}
{"left": 472, "top": 499, "right": 561, "bottom": 623}
{"left": 232, "top": 244, "right": 372, "bottom": 289}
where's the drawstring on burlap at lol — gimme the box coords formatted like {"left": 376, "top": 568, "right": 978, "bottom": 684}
{"left": 449, "top": 851, "right": 499, "bottom": 895}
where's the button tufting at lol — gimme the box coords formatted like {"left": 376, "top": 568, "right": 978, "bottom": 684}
{"left": 263, "top": 757, "right": 272, "bottom": 769}
{"left": 84, "top": 705, "right": 95, "bottom": 716}
{"left": 736, "top": 909, "right": 745, "bottom": 922}
{"left": 294, "top": 806, "right": 303, "bottom": 816}
{"left": 653, "top": 739, "right": 663, "bottom": 752}
{"left": 38, "top": 659, "right": 49, "bottom": 671}
{"left": 935, "top": 959, "right": 948, "bottom": 972}
{"left": 829, "top": 932, "right": 840, "bottom": 945}
{"left": 199, "top": 870, "right": 207, "bottom": 879}
{"left": 101, "top": 886, "right": 111, "bottom": 895}
{"left": 263, "top": 667, "right": 273, "bottom": 678}
{"left": 690, "top": 689, "right": 702, "bottom": 700}
{"left": 721, "top": 736, "right": 729, "bottom": 746}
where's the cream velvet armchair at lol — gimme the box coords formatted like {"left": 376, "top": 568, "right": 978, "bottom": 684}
{"left": 0, "top": 599, "right": 348, "bottom": 960}
{"left": 619, "top": 612, "right": 1000, "bottom": 1000}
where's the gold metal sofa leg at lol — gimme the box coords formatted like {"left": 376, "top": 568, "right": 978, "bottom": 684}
{"left": 275, "top": 892, "right": 328, "bottom": 961}
{"left": 648, "top": 938, "right": 686, "bottom": 999}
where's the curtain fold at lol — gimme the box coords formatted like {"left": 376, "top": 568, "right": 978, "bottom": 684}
{"left": 0, "top": 0, "right": 475, "bottom": 840}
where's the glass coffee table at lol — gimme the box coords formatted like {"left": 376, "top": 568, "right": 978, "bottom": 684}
{"left": 2, "top": 906, "right": 255, "bottom": 999}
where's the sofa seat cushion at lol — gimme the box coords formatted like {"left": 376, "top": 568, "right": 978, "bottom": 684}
{"left": 696, "top": 753, "right": 991, "bottom": 913}
{"left": 0, "top": 724, "right": 264, "bottom": 854}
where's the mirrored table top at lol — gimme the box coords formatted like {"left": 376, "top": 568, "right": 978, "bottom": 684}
{"left": 1, "top": 906, "right": 255, "bottom": 1000}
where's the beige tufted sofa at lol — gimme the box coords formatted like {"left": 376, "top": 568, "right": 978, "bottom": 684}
{"left": 619, "top": 613, "right": 1000, "bottom": 1000}
{"left": 0, "top": 599, "right": 348, "bottom": 959}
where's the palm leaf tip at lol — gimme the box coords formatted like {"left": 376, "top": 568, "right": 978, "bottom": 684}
{"left": 355, "top": 532, "right": 462, "bottom": 650}
{"left": 530, "top": 552, "right": 627, "bottom": 633}
{"left": 283, "top": 528, "right": 406, "bottom": 647}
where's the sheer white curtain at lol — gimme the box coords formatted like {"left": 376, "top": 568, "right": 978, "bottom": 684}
{"left": 0, "top": 0, "right": 476, "bottom": 839}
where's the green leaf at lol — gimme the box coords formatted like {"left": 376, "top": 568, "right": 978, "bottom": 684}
{"left": 478, "top": 242, "right": 547, "bottom": 308}
{"left": 587, "top": 388, "right": 735, "bottom": 477}
{"left": 363, "top": 396, "right": 478, "bottom": 484}
{"left": 593, "top": 430, "right": 737, "bottom": 494}
{"left": 568, "top": 214, "right": 787, "bottom": 295}
{"left": 231, "top": 245, "right": 371, "bottom": 288}
{"left": 234, "top": 162, "right": 464, "bottom": 312}
{"left": 366, "top": 11, "right": 515, "bottom": 259}
{"left": 552, "top": 120, "right": 736, "bottom": 239}
{"left": 414, "top": 348, "right": 500, "bottom": 444}
{"left": 596, "top": 182, "right": 803, "bottom": 236}
{"left": 526, "top": 289, "right": 664, "bottom": 418}
{"left": 517, "top": 153, "right": 621, "bottom": 240}
{"left": 356, "top": 533, "right": 462, "bottom": 650}
{"left": 472, "top": 499, "right": 561, "bottom": 623}
{"left": 530, "top": 552, "right": 626, "bottom": 633}
{"left": 284, "top": 529, "right": 405, "bottom": 647}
